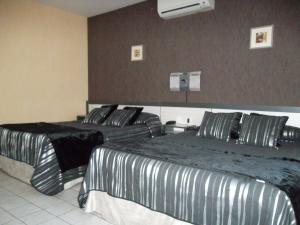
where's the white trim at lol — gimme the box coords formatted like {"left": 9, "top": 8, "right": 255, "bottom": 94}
{"left": 88, "top": 103, "right": 300, "bottom": 127}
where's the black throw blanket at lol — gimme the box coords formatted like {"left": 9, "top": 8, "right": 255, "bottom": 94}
{"left": 1, "top": 123, "right": 103, "bottom": 172}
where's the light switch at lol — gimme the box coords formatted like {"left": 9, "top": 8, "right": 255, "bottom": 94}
{"left": 188, "top": 71, "right": 201, "bottom": 91}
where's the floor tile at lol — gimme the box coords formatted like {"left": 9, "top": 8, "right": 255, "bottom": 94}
{"left": 0, "top": 195, "right": 27, "bottom": 210}
{"left": 0, "top": 174, "right": 13, "bottom": 184}
{"left": 2, "top": 218, "right": 25, "bottom": 225}
{"left": 8, "top": 202, "right": 41, "bottom": 218}
{"left": 0, "top": 187, "right": 9, "bottom": 193}
{"left": 39, "top": 218, "right": 70, "bottom": 225}
{"left": 21, "top": 189, "right": 47, "bottom": 202}
{"left": 0, "top": 178, "right": 20, "bottom": 189}
{"left": 75, "top": 215, "right": 112, "bottom": 225}
{"left": 6, "top": 182, "right": 34, "bottom": 195}
{"left": 59, "top": 208, "right": 90, "bottom": 224}
{"left": 0, "top": 188, "right": 14, "bottom": 199}
{"left": 0, "top": 208, "right": 15, "bottom": 225}
{"left": 0, "top": 170, "right": 111, "bottom": 225}
{"left": 45, "top": 201, "right": 76, "bottom": 216}
{"left": 56, "top": 189, "right": 79, "bottom": 206}
{"left": 56, "top": 189, "right": 79, "bottom": 201}
{"left": 91, "top": 212, "right": 106, "bottom": 220}
{"left": 0, "top": 193, "right": 15, "bottom": 204}
{"left": 26, "top": 194, "right": 64, "bottom": 209}
{"left": 20, "top": 210, "right": 55, "bottom": 225}
{"left": 71, "top": 184, "right": 81, "bottom": 192}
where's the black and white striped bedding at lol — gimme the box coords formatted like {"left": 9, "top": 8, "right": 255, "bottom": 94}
{"left": 78, "top": 132, "right": 300, "bottom": 225}
{"left": 0, "top": 118, "right": 162, "bottom": 195}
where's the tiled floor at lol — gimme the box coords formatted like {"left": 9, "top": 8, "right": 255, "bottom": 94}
{"left": 0, "top": 170, "right": 112, "bottom": 225}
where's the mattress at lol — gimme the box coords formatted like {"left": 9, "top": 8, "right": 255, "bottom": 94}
{"left": 79, "top": 132, "right": 300, "bottom": 225}
{"left": 0, "top": 120, "right": 161, "bottom": 195}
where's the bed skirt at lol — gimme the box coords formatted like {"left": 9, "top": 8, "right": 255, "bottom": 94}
{"left": 0, "top": 155, "right": 82, "bottom": 190}
{"left": 0, "top": 155, "right": 33, "bottom": 184}
{"left": 85, "top": 191, "right": 193, "bottom": 225}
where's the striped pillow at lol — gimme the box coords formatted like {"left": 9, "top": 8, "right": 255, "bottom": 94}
{"left": 197, "top": 111, "right": 242, "bottom": 141}
{"left": 101, "top": 104, "right": 119, "bottom": 119}
{"left": 123, "top": 107, "right": 144, "bottom": 125}
{"left": 103, "top": 109, "right": 136, "bottom": 127}
{"left": 134, "top": 112, "right": 160, "bottom": 125}
{"left": 280, "top": 126, "right": 300, "bottom": 143}
{"left": 82, "top": 107, "right": 111, "bottom": 124}
{"left": 239, "top": 114, "right": 288, "bottom": 148}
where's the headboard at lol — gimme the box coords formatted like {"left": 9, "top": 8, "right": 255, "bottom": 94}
{"left": 86, "top": 101, "right": 300, "bottom": 127}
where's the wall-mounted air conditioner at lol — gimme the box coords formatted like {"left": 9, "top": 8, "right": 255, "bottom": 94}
{"left": 157, "top": 0, "right": 215, "bottom": 20}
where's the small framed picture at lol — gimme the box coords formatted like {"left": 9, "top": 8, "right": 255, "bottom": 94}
{"left": 131, "top": 45, "right": 144, "bottom": 61}
{"left": 250, "top": 25, "right": 274, "bottom": 49}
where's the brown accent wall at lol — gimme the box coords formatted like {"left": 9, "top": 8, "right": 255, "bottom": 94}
{"left": 88, "top": 0, "right": 300, "bottom": 107}
{"left": 0, "top": 0, "right": 87, "bottom": 124}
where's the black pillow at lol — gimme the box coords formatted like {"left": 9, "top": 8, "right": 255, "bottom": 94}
{"left": 196, "top": 111, "right": 242, "bottom": 141}
{"left": 279, "top": 125, "right": 300, "bottom": 143}
{"left": 102, "top": 109, "right": 136, "bottom": 127}
{"left": 239, "top": 114, "right": 288, "bottom": 148}
{"left": 82, "top": 104, "right": 118, "bottom": 124}
{"left": 123, "top": 107, "right": 144, "bottom": 125}
{"left": 82, "top": 107, "right": 111, "bottom": 124}
{"left": 101, "top": 104, "right": 118, "bottom": 120}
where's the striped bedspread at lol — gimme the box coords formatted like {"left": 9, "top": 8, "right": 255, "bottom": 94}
{"left": 0, "top": 117, "right": 162, "bottom": 195}
{"left": 78, "top": 134, "right": 299, "bottom": 225}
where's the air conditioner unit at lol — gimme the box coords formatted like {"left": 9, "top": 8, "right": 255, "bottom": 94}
{"left": 157, "top": 0, "right": 215, "bottom": 20}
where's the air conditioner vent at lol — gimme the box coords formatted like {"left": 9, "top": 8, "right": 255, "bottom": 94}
{"left": 158, "top": 0, "right": 215, "bottom": 20}
{"left": 161, "top": 3, "right": 200, "bottom": 14}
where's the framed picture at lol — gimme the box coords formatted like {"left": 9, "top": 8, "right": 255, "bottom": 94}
{"left": 131, "top": 45, "right": 144, "bottom": 61}
{"left": 250, "top": 25, "right": 274, "bottom": 49}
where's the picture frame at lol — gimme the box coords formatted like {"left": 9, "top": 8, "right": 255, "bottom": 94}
{"left": 131, "top": 45, "right": 144, "bottom": 61}
{"left": 250, "top": 25, "right": 274, "bottom": 49}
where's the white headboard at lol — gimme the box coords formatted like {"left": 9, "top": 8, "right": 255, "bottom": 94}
{"left": 87, "top": 103, "right": 300, "bottom": 127}
{"left": 88, "top": 104, "right": 161, "bottom": 116}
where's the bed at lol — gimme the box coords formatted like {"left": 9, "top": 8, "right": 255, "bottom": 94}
{"left": 0, "top": 109, "right": 162, "bottom": 195}
{"left": 78, "top": 112, "right": 300, "bottom": 225}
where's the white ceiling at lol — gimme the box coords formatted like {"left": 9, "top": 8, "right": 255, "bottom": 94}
{"left": 37, "top": 0, "right": 146, "bottom": 17}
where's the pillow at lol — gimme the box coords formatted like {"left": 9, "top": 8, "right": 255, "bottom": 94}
{"left": 279, "top": 125, "right": 300, "bottom": 143}
{"left": 251, "top": 113, "right": 300, "bottom": 143}
{"left": 102, "top": 109, "right": 136, "bottom": 127}
{"left": 82, "top": 104, "right": 118, "bottom": 124}
{"left": 238, "top": 114, "right": 288, "bottom": 148}
{"left": 123, "top": 106, "right": 144, "bottom": 125}
{"left": 101, "top": 104, "right": 118, "bottom": 120}
{"left": 196, "top": 111, "right": 242, "bottom": 141}
{"left": 82, "top": 107, "right": 111, "bottom": 124}
{"left": 133, "top": 112, "right": 159, "bottom": 125}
